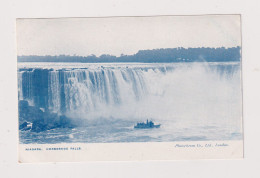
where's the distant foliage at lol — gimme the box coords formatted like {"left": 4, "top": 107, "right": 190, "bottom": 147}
{"left": 18, "top": 47, "right": 241, "bottom": 63}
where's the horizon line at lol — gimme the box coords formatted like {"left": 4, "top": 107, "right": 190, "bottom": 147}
{"left": 17, "top": 46, "right": 241, "bottom": 57}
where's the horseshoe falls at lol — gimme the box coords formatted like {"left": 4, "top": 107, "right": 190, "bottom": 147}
{"left": 18, "top": 62, "right": 242, "bottom": 144}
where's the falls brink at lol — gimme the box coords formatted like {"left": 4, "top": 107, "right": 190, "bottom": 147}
{"left": 18, "top": 63, "right": 242, "bottom": 131}
{"left": 19, "top": 67, "right": 147, "bottom": 113}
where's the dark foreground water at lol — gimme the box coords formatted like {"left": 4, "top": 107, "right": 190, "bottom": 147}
{"left": 19, "top": 119, "right": 242, "bottom": 144}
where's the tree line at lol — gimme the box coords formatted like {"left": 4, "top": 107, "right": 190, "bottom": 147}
{"left": 18, "top": 47, "right": 241, "bottom": 63}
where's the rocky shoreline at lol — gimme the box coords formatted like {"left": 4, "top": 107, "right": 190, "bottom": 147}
{"left": 19, "top": 100, "right": 75, "bottom": 132}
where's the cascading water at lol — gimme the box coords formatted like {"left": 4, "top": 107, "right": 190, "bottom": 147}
{"left": 18, "top": 62, "right": 242, "bottom": 143}
{"left": 18, "top": 67, "right": 148, "bottom": 116}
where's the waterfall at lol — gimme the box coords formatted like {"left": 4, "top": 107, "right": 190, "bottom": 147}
{"left": 18, "top": 67, "right": 149, "bottom": 116}
{"left": 17, "top": 62, "right": 242, "bottom": 133}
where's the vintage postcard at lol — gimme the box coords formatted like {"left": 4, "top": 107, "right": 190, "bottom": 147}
{"left": 17, "top": 15, "right": 243, "bottom": 162}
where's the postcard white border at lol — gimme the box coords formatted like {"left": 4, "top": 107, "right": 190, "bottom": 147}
{"left": 1, "top": 0, "right": 260, "bottom": 177}
{"left": 19, "top": 140, "right": 243, "bottom": 162}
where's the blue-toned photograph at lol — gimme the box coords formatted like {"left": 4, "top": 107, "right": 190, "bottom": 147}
{"left": 17, "top": 15, "right": 242, "bottom": 144}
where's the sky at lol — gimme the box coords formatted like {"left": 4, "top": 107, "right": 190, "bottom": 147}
{"left": 16, "top": 15, "right": 241, "bottom": 57}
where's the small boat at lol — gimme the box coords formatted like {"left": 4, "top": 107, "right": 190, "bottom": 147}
{"left": 134, "top": 119, "right": 161, "bottom": 129}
